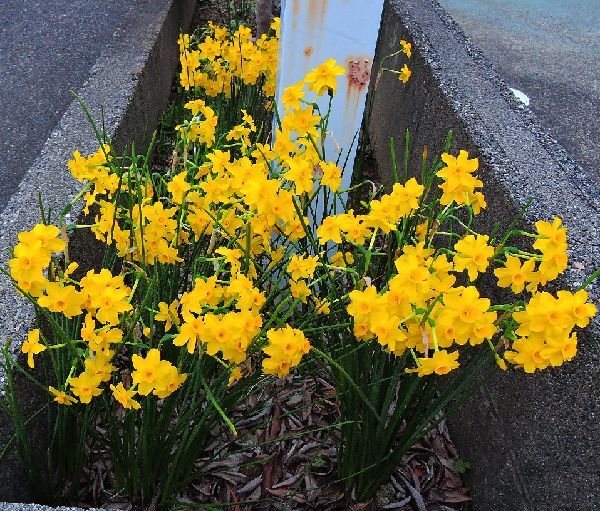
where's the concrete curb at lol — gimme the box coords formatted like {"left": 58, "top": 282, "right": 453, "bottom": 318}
{"left": 369, "top": 1, "right": 598, "bottom": 510}
{"left": 0, "top": 0, "right": 196, "bottom": 503}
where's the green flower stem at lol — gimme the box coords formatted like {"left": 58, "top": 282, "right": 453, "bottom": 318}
{"left": 502, "top": 247, "right": 540, "bottom": 257}
{"left": 486, "top": 338, "right": 501, "bottom": 355}
{"left": 65, "top": 224, "right": 96, "bottom": 231}
{"left": 489, "top": 304, "right": 515, "bottom": 312}
{"left": 420, "top": 295, "right": 444, "bottom": 326}
{"left": 201, "top": 375, "right": 237, "bottom": 437}
{"left": 259, "top": 295, "right": 294, "bottom": 334}
{"left": 408, "top": 348, "right": 420, "bottom": 366}
{"left": 399, "top": 312, "right": 417, "bottom": 324}
{"left": 303, "top": 322, "right": 351, "bottom": 333}
{"left": 434, "top": 231, "right": 461, "bottom": 238}
{"left": 580, "top": 267, "right": 600, "bottom": 290}
{"left": 311, "top": 346, "right": 380, "bottom": 421}
{"left": 127, "top": 276, "right": 141, "bottom": 303}
{"left": 60, "top": 181, "right": 92, "bottom": 221}
{"left": 431, "top": 324, "right": 439, "bottom": 351}
{"left": 510, "top": 230, "right": 537, "bottom": 237}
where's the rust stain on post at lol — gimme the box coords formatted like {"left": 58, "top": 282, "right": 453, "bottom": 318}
{"left": 292, "top": 0, "right": 300, "bottom": 29}
{"left": 306, "top": 0, "right": 329, "bottom": 55}
{"left": 308, "top": 0, "right": 329, "bottom": 23}
{"left": 346, "top": 56, "right": 372, "bottom": 92}
{"left": 344, "top": 56, "right": 372, "bottom": 140}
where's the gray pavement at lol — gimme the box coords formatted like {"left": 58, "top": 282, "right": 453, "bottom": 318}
{"left": 0, "top": 0, "right": 197, "bottom": 502}
{"left": 439, "top": 0, "right": 600, "bottom": 184}
{"left": 0, "top": 0, "right": 136, "bottom": 212}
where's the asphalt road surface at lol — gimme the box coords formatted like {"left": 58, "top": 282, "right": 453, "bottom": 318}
{"left": 440, "top": 0, "right": 600, "bottom": 184}
{"left": 0, "top": 0, "right": 136, "bottom": 212}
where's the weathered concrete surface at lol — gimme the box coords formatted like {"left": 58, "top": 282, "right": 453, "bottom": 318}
{"left": 368, "top": 1, "right": 599, "bottom": 510}
{"left": 439, "top": 0, "right": 600, "bottom": 186}
{"left": 0, "top": 0, "right": 137, "bottom": 211}
{"left": 0, "top": 0, "right": 197, "bottom": 503}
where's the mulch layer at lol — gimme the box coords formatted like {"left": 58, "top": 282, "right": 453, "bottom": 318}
{"left": 91, "top": 374, "right": 471, "bottom": 511}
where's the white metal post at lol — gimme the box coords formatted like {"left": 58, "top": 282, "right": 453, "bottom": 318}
{"left": 275, "top": 0, "right": 385, "bottom": 190}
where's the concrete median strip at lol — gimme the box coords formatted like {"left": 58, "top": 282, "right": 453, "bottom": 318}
{"left": 0, "top": 0, "right": 196, "bottom": 503}
{"left": 1, "top": 0, "right": 597, "bottom": 509}
{"left": 369, "top": 1, "right": 598, "bottom": 510}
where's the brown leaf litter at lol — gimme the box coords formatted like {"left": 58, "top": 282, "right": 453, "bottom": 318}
{"left": 170, "top": 375, "right": 471, "bottom": 510}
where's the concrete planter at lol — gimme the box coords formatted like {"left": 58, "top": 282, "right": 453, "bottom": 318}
{"left": 368, "top": 1, "right": 599, "bottom": 510}
{"left": 1, "top": 0, "right": 597, "bottom": 509}
{"left": 0, "top": 0, "right": 197, "bottom": 505}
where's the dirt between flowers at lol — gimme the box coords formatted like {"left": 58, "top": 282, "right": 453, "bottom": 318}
{"left": 82, "top": 374, "right": 470, "bottom": 510}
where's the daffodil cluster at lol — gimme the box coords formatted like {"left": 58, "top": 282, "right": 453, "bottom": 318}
{"left": 437, "top": 150, "right": 486, "bottom": 212}
{"left": 8, "top": 223, "right": 66, "bottom": 297}
{"left": 505, "top": 290, "right": 595, "bottom": 372}
{"left": 68, "top": 145, "right": 119, "bottom": 212}
{"left": 7, "top": 20, "right": 596, "bottom": 421}
{"left": 9, "top": 225, "right": 156, "bottom": 407}
{"left": 343, "top": 149, "right": 595, "bottom": 376}
{"left": 347, "top": 241, "right": 498, "bottom": 376}
{"left": 263, "top": 326, "right": 311, "bottom": 377}
{"left": 3, "top": 19, "right": 598, "bottom": 509}
{"left": 178, "top": 18, "right": 279, "bottom": 96}
{"left": 381, "top": 38, "right": 412, "bottom": 83}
